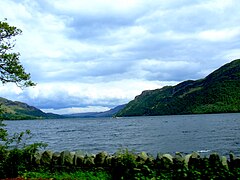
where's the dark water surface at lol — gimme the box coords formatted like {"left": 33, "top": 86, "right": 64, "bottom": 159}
{"left": 5, "top": 113, "right": 240, "bottom": 156}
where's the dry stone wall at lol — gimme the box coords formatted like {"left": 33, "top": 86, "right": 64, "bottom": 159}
{"left": 29, "top": 150, "right": 240, "bottom": 171}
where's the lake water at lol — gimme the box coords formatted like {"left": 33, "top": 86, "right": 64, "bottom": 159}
{"left": 4, "top": 113, "right": 240, "bottom": 156}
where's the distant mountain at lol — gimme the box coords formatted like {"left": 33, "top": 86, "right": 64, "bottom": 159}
{"left": 117, "top": 59, "right": 240, "bottom": 116}
{"left": 66, "top": 104, "right": 126, "bottom": 118}
{"left": 0, "top": 97, "right": 62, "bottom": 120}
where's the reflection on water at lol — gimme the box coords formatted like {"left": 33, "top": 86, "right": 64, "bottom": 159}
{"left": 5, "top": 113, "right": 240, "bottom": 156}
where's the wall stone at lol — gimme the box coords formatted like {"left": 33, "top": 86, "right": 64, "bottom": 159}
{"left": 105, "top": 155, "right": 114, "bottom": 167}
{"left": 33, "top": 151, "right": 42, "bottom": 165}
{"left": 84, "top": 154, "right": 95, "bottom": 167}
{"left": 156, "top": 153, "right": 173, "bottom": 169}
{"left": 60, "top": 151, "right": 74, "bottom": 166}
{"left": 137, "top": 151, "right": 148, "bottom": 163}
{"left": 221, "top": 156, "right": 228, "bottom": 169}
{"left": 184, "top": 154, "right": 191, "bottom": 167}
{"left": 94, "top": 151, "right": 108, "bottom": 166}
{"left": 189, "top": 152, "right": 201, "bottom": 169}
{"left": 74, "top": 151, "right": 85, "bottom": 167}
{"left": 41, "top": 150, "right": 53, "bottom": 165}
{"left": 173, "top": 152, "right": 185, "bottom": 169}
{"left": 52, "top": 152, "right": 61, "bottom": 166}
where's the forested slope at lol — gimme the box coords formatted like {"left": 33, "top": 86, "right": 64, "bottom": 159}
{"left": 117, "top": 59, "right": 240, "bottom": 116}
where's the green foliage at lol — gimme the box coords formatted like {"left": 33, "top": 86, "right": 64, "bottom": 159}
{"left": 112, "top": 149, "right": 138, "bottom": 179}
{"left": 0, "top": 126, "right": 47, "bottom": 178}
{"left": 117, "top": 59, "right": 240, "bottom": 116}
{"left": 0, "top": 19, "right": 35, "bottom": 87}
{"left": 0, "top": 120, "right": 7, "bottom": 141}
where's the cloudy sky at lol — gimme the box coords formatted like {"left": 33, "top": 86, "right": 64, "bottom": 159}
{"left": 0, "top": 0, "right": 240, "bottom": 114}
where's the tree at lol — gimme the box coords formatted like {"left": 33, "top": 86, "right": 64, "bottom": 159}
{"left": 0, "top": 18, "right": 35, "bottom": 133}
{"left": 0, "top": 20, "right": 44, "bottom": 177}
{"left": 0, "top": 19, "right": 35, "bottom": 87}
{"left": 1, "top": 18, "right": 36, "bottom": 137}
{"left": 0, "top": 20, "right": 40, "bottom": 178}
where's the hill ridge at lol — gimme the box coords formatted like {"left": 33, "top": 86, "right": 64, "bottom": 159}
{"left": 0, "top": 97, "right": 62, "bottom": 120}
{"left": 117, "top": 59, "right": 240, "bottom": 116}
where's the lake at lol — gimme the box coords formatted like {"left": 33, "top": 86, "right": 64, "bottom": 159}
{"left": 4, "top": 113, "right": 240, "bottom": 156}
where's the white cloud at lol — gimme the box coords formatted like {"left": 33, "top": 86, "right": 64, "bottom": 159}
{"left": 0, "top": 1, "right": 32, "bottom": 22}
{"left": 134, "top": 59, "right": 201, "bottom": 81}
{"left": 0, "top": 0, "right": 240, "bottom": 113}
{"left": 29, "top": 80, "right": 164, "bottom": 102}
{"left": 41, "top": 106, "right": 110, "bottom": 115}
{"left": 0, "top": 84, "right": 23, "bottom": 97}
{"left": 0, "top": 80, "right": 171, "bottom": 111}
{"left": 198, "top": 28, "right": 240, "bottom": 42}
{"left": 222, "top": 49, "right": 240, "bottom": 61}
{"left": 50, "top": 0, "right": 142, "bottom": 15}
{"left": 200, "top": 0, "right": 234, "bottom": 11}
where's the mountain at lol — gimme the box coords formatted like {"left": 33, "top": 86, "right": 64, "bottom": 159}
{"left": 65, "top": 104, "right": 126, "bottom": 118}
{"left": 117, "top": 59, "right": 240, "bottom": 117}
{"left": 0, "top": 97, "right": 62, "bottom": 120}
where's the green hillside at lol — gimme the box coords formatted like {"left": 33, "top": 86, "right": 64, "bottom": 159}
{"left": 117, "top": 59, "right": 240, "bottom": 116}
{"left": 0, "top": 97, "right": 62, "bottom": 120}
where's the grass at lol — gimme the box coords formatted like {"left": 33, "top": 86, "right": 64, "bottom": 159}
{"left": 22, "top": 169, "right": 112, "bottom": 180}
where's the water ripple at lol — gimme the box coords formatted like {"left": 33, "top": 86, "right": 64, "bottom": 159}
{"left": 4, "top": 113, "right": 240, "bottom": 156}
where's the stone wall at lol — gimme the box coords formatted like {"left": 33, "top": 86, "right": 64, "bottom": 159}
{"left": 30, "top": 150, "right": 240, "bottom": 171}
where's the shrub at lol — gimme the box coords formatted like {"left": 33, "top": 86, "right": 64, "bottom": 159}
{"left": 0, "top": 121, "right": 47, "bottom": 178}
